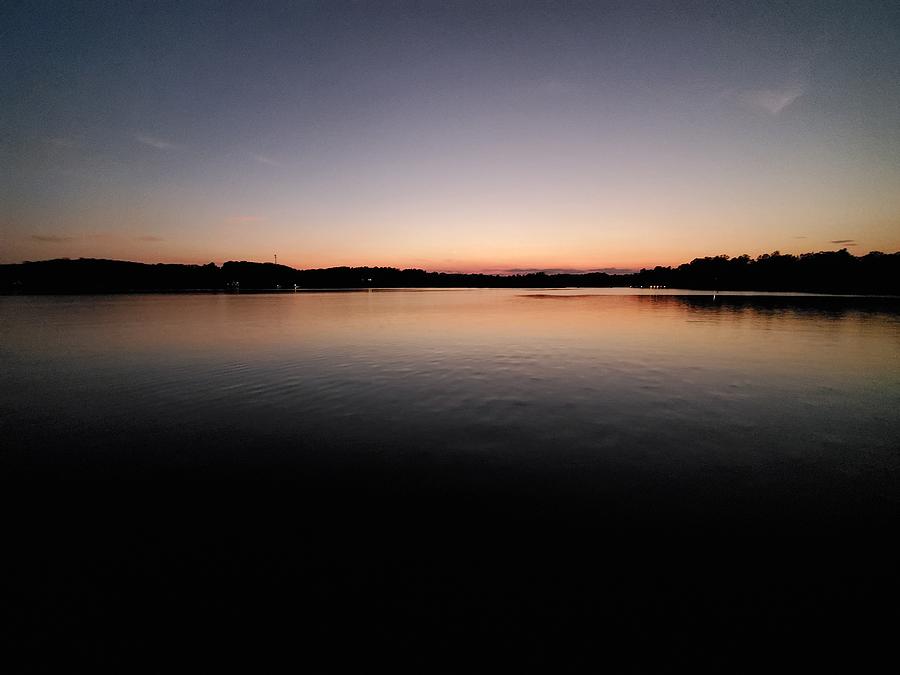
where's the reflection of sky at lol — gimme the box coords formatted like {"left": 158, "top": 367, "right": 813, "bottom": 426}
{"left": 4, "top": 291, "right": 896, "bottom": 380}
{"left": 4, "top": 292, "right": 898, "bottom": 489}
{"left": 0, "top": 290, "right": 900, "bottom": 520}
{"left": 3, "top": 2, "right": 900, "bottom": 269}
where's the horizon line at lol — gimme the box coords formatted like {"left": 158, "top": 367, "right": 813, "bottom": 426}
{"left": 5, "top": 247, "right": 895, "bottom": 277}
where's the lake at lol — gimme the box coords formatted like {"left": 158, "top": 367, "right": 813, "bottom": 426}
{"left": 3, "top": 289, "right": 899, "bottom": 670}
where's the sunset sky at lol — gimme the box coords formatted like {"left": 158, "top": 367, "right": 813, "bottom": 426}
{"left": 3, "top": 1, "right": 899, "bottom": 272}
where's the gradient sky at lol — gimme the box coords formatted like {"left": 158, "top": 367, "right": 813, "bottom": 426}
{"left": 3, "top": 1, "right": 899, "bottom": 271}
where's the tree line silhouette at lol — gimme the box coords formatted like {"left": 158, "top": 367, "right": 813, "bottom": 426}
{"left": 1, "top": 249, "right": 898, "bottom": 294}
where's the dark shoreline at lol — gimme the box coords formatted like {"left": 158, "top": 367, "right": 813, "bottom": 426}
{"left": 4, "top": 287, "right": 900, "bottom": 297}
{"left": 3, "top": 248, "right": 900, "bottom": 295}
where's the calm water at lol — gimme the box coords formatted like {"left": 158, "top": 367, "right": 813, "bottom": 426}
{"left": 3, "top": 289, "right": 900, "bottom": 670}
{"left": 3, "top": 289, "right": 899, "bottom": 510}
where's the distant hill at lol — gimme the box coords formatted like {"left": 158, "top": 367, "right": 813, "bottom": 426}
{"left": 1, "top": 249, "right": 898, "bottom": 294}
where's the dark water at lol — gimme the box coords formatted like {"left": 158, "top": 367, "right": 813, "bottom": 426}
{"left": 3, "top": 290, "right": 899, "bottom": 671}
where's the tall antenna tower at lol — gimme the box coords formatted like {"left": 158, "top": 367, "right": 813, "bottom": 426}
{"left": 274, "top": 253, "right": 277, "bottom": 265}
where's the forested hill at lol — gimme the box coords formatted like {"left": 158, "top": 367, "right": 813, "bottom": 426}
{"left": 1, "top": 249, "right": 898, "bottom": 294}
{"left": 631, "top": 250, "right": 900, "bottom": 295}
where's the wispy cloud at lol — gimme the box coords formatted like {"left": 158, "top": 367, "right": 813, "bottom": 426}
{"left": 830, "top": 239, "right": 858, "bottom": 246}
{"left": 733, "top": 58, "right": 811, "bottom": 116}
{"left": 136, "top": 134, "right": 176, "bottom": 150}
{"left": 136, "top": 235, "right": 165, "bottom": 242}
{"left": 31, "top": 234, "right": 76, "bottom": 243}
{"left": 741, "top": 84, "right": 805, "bottom": 115}
{"left": 45, "top": 137, "right": 80, "bottom": 149}
{"left": 253, "top": 154, "right": 284, "bottom": 167}
{"left": 31, "top": 232, "right": 123, "bottom": 244}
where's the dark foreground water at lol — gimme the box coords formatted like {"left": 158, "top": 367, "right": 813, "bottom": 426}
{"left": 2, "top": 290, "right": 899, "bottom": 671}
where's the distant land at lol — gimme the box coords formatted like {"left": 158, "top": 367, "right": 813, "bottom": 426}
{"left": 1, "top": 249, "right": 899, "bottom": 295}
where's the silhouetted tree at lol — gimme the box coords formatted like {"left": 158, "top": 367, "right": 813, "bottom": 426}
{"left": 2, "top": 250, "right": 898, "bottom": 294}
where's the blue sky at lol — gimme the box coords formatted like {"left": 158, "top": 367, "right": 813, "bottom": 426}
{"left": 3, "top": 1, "right": 899, "bottom": 270}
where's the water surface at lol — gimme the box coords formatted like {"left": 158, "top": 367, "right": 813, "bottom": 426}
{"left": 3, "top": 289, "right": 898, "bottom": 513}
{"left": 3, "top": 289, "right": 899, "bottom": 670}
